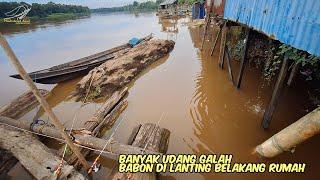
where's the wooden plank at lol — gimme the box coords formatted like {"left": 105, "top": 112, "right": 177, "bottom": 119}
{"left": 0, "top": 125, "right": 85, "bottom": 180}
{"left": 236, "top": 28, "right": 250, "bottom": 89}
{"left": 219, "top": 23, "right": 228, "bottom": 69}
{"left": 262, "top": 56, "right": 289, "bottom": 129}
{"left": 0, "top": 89, "right": 49, "bottom": 119}
{"left": 109, "top": 123, "right": 170, "bottom": 180}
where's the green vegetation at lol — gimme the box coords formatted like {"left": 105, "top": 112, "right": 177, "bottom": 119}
{"left": 178, "top": 0, "right": 198, "bottom": 5}
{"left": 0, "top": 2, "right": 90, "bottom": 21}
{"left": 91, "top": 1, "right": 164, "bottom": 13}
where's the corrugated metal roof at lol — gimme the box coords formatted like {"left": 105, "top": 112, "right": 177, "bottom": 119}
{"left": 223, "top": 0, "right": 320, "bottom": 56}
{"left": 160, "top": 0, "right": 178, "bottom": 6}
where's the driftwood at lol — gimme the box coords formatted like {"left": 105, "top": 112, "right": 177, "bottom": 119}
{"left": 71, "top": 38, "right": 175, "bottom": 102}
{"left": 0, "top": 125, "right": 85, "bottom": 180}
{"left": 0, "top": 89, "right": 49, "bottom": 119}
{"left": 0, "top": 90, "right": 49, "bottom": 178}
{"left": 0, "top": 116, "right": 158, "bottom": 157}
{"left": 62, "top": 88, "right": 128, "bottom": 168}
{"left": 109, "top": 123, "right": 170, "bottom": 180}
{"left": 255, "top": 107, "right": 320, "bottom": 158}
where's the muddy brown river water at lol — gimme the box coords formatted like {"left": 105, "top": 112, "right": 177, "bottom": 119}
{"left": 0, "top": 12, "right": 319, "bottom": 180}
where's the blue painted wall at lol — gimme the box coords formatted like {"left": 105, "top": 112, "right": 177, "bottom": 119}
{"left": 224, "top": 0, "right": 320, "bottom": 56}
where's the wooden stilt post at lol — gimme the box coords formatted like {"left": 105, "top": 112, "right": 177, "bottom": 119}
{"left": 262, "top": 56, "right": 289, "bottom": 129}
{"left": 287, "top": 61, "right": 299, "bottom": 86}
{"left": 200, "top": 1, "right": 215, "bottom": 50}
{"left": 0, "top": 33, "right": 91, "bottom": 171}
{"left": 200, "top": 15, "right": 211, "bottom": 50}
{"left": 219, "top": 22, "right": 227, "bottom": 69}
{"left": 225, "top": 46, "right": 235, "bottom": 85}
{"left": 210, "top": 26, "right": 221, "bottom": 56}
{"left": 236, "top": 28, "right": 250, "bottom": 89}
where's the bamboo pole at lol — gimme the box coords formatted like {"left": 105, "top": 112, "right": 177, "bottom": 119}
{"left": 255, "top": 107, "right": 320, "bottom": 158}
{"left": 0, "top": 33, "right": 91, "bottom": 171}
{"left": 219, "top": 22, "right": 228, "bottom": 69}
{"left": 210, "top": 26, "right": 221, "bottom": 56}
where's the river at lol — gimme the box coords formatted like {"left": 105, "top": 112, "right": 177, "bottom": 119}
{"left": 0, "top": 12, "right": 319, "bottom": 180}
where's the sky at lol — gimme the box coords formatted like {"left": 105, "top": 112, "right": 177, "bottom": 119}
{"left": 0, "top": 0, "right": 155, "bottom": 8}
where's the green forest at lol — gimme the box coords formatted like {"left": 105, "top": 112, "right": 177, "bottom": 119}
{"left": 91, "top": 0, "right": 164, "bottom": 13}
{"left": 0, "top": 2, "right": 90, "bottom": 20}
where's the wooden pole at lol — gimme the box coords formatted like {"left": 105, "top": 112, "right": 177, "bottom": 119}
{"left": 225, "top": 47, "right": 235, "bottom": 85}
{"left": 236, "top": 28, "right": 250, "bottom": 89}
{"left": 219, "top": 22, "right": 228, "bottom": 69}
{"left": 256, "top": 107, "right": 320, "bottom": 158}
{"left": 200, "top": 1, "right": 215, "bottom": 50}
{"left": 287, "top": 61, "right": 300, "bottom": 86}
{"left": 262, "top": 56, "right": 289, "bottom": 129}
{"left": 0, "top": 33, "right": 91, "bottom": 171}
{"left": 210, "top": 26, "right": 221, "bottom": 56}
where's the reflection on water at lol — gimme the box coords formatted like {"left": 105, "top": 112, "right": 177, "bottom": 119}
{"left": 1, "top": 12, "right": 319, "bottom": 180}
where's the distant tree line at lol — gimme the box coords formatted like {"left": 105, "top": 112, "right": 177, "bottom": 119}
{"left": 91, "top": 0, "right": 165, "bottom": 13}
{"left": 0, "top": 2, "right": 90, "bottom": 19}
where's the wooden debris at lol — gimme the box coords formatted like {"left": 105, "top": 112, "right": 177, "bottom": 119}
{"left": 62, "top": 88, "right": 128, "bottom": 168}
{"left": 0, "top": 125, "right": 85, "bottom": 180}
{"left": 109, "top": 123, "right": 170, "bottom": 180}
{"left": 0, "top": 89, "right": 49, "bottom": 178}
{"left": 255, "top": 107, "right": 320, "bottom": 158}
{"left": 71, "top": 38, "right": 175, "bottom": 102}
{"left": 0, "top": 89, "right": 49, "bottom": 119}
{"left": 0, "top": 116, "right": 158, "bottom": 157}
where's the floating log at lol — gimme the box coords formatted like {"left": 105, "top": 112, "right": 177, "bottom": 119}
{"left": 0, "top": 125, "right": 85, "bottom": 180}
{"left": 0, "top": 116, "right": 158, "bottom": 157}
{"left": 262, "top": 56, "right": 289, "bottom": 129}
{"left": 0, "top": 89, "right": 49, "bottom": 119}
{"left": 71, "top": 38, "right": 175, "bottom": 102}
{"left": 62, "top": 88, "right": 128, "bottom": 168}
{"left": 109, "top": 123, "right": 170, "bottom": 180}
{"left": 255, "top": 107, "right": 320, "bottom": 158}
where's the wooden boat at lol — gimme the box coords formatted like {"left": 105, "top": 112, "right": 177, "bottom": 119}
{"left": 10, "top": 35, "right": 152, "bottom": 84}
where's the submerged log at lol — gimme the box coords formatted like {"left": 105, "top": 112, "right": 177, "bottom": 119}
{"left": 109, "top": 123, "right": 170, "bottom": 180}
{"left": 0, "top": 89, "right": 49, "bottom": 119}
{"left": 71, "top": 38, "right": 175, "bottom": 102}
{"left": 255, "top": 107, "right": 320, "bottom": 158}
{"left": 0, "top": 116, "right": 158, "bottom": 156}
{"left": 0, "top": 125, "right": 85, "bottom": 180}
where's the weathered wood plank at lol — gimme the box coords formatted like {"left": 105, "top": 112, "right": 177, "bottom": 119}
{"left": 236, "top": 28, "right": 250, "bottom": 89}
